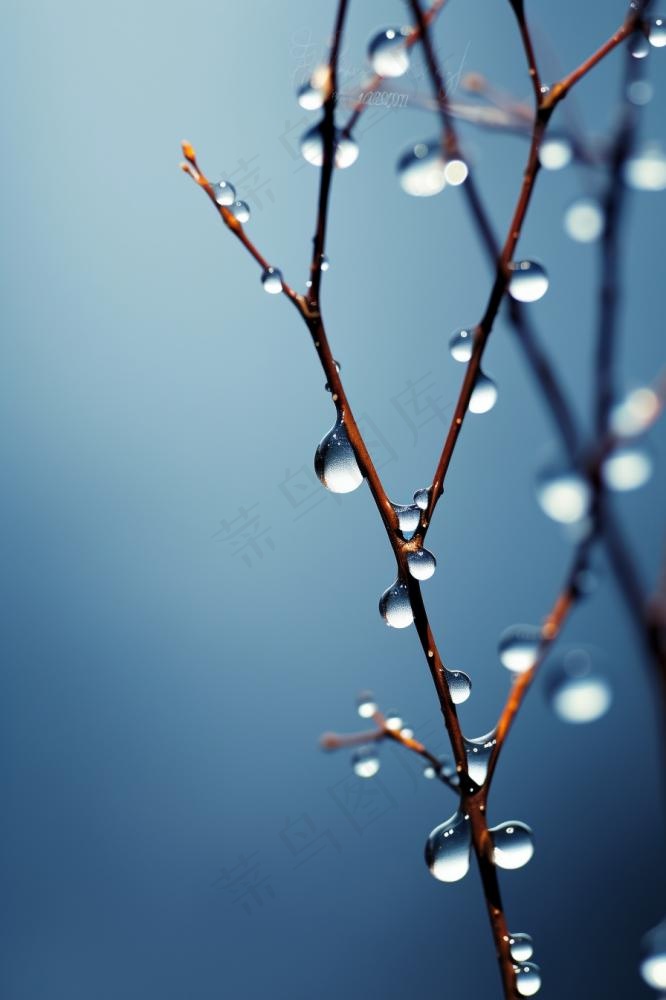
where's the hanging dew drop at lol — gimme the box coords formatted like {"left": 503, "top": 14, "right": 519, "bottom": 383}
{"left": 392, "top": 502, "right": 421, "bottom": 538}
{"left": 649, "top": 17, "right": 666, "bottom": 47}
{"left": 425, "top": 810, "right": 472, "bottom": 883}
{"left": 449, "top": 328, "right": 474, "bottom": 362}
{"left": 602, "top": 446, "right": 653, "bottom": 491}
{"left": 490, "top": 821, "right": 534, "bottom": 870}
{"left": 384, "top": 710, "right": 403, "bottom": 731}
{"left": 630, "top": 32, "right": 650, "bottom": 59}
{"left": 640, "top": 918, "right": 666, "bottom": 989}
{"left": 212, "top": 179, "right": 236, "bottom": 206}
{"left": 367, "top": 27, "right": 410, "bottom": 77}
{"left": 515, "top": 963, "right": 542, "bottom": 997}
{"left": 498, "top": 625, "right": 541, "bottom": 674}
{"left": 301, "top": 124, "right": 359, "bottom": 168}
{"left": 469, "top": 372, "right": 498, "bottom": 414}
{"left": 509, "top": 261, "right": 549, "bottom": 302}
{"left": 509, "top": 933, "right": 534, "bottom": 962}
{"left": 351, "top": 745, "right": 380, "bottom": 778}
{"left": 407, "top": 548, "right": 436, "bottom": 581}
{"left": 297, "top": 81, "right": 324, "bottom": 110}
{"left": 464, "top": 731, "right": 497, "bottom": 786}
{"left": 413, "top": 488, "right": 429, "bottom": 510}
{"left": 538, "top": 137, "right": 572, "bottom": 170}
{"left": 314, "top": 419, "right": 364, "bottom": 494}
{"left": 564, "top": 198, "right": 604, "bottom": 242}
{"left": 261, "top": 267, "right": 283, "bottom": 294}
{"left": 379, "top": 579, "right": 414, "bottom": 628}
{"left": 547, "top": 660, "right": 612, "bottom": 724}
{"left": 397, "top": 141, "right": 447, "bottom": 196}
{"left": 356, "top": 690, "right": 377, "bottom": 719}
{"left": 535, "top": 464, "right": 591, "bottom": 525}
{"left": 229, "top": 200, "right": 251, "bottom": 223}
{"left": 445, "top": 668, "right": 472, "bottom": 705}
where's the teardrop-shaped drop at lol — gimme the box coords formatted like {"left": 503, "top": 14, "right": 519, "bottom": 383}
{"left": 640, "top": 918, "right": 666, "bottom": 989}
{"left": 498, "top": 625, "right": 541, "bottom": 673}
{"left": 515, "top": 963, "right": 541, "bottom": 996}
{"left": 379, "top": 578, "right": 414, "bottom": 628}
{"left": 509, "top": 261, "right": 549, "bottom": 302}
{"left": 368, "top": 27, "right": 410, "bottom": 77}
{"left": 261, "top": 267, "right": 283, "bottom": 294}
{"left": 490, "top": 821, "right": 534, "bottom": 870}
{"left": 446, "top": 668, "right": 472, "bottom": 705}
{"left": 469, "top": 372, "right": 498, "bottom": 414}
{"left": 509, "top": 933, "right": 534, "bottom": 962}
{"left": 314, "top": 419, "right": 363, "bottom": 493}
{"left": 407, "top": 548, "right": 436, "bottom": 581}
{"left": 392, "top": 502, "right": 420, "bottom": 538}
{"left": 301, "top": 124, "right": 359, "bottom": 169}
{"left": 356, "top": 690, "right": 377, "bottom": 719}
{"left": 463, "top": 730, "right": 497, "bottom": 786}
{"left": 449, "top": 328, "right": 474, "bottom": 362}
{"left": 413, "top": 488, "right": 429, "bottom": 510}
{"left": 397, "top": 140, "right": 447, "bottom": 197}
{"left": 535, "top": 464, "right": 591, "bottom": 525}
{"left": 425, "top": 810, "right": 472, "bottom": 882}
{"left": 351, "top": 745, "right": 380, "bottom": 778}
{"left": 630, "top": 33, "right": 650, "bottom": 59}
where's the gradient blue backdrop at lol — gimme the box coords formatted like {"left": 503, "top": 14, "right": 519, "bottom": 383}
{"left": 3, "top": 1, "right": 665, "bottom": 997}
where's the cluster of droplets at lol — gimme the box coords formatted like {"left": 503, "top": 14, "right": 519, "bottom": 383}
{"left": 212, "top": 177, "right": 251, "bottom": 226}
{"left": 397, "top": 141, "right": 469, "bottom": 197}
{"left": 301, "top": 124, "right": 359, "bottom": 169}
{"left": 507, "top": 933, "right": 540, "bottom": 998}
{"left": 425, "top": 809, "right": 534, "bottom": 883}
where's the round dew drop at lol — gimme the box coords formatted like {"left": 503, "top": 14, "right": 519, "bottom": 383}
{"left": 508, "top": 261, "right": 549, "bottom": 302}
{"left": 367, "top": 27, "right": 410, "bottom": 77}
{"left": 624, "top": 143, "right": 666, "bottom": 191}
{"left": 498, "top": 625, "right": 541, "bottom": 673}
{"left": 649, "top": 17, "right": 666, "bottom": 47}
{"left": 407, "top": 548, "right": 436, "bottom": 581}
{"left": 379, "top": 579, "right": 414, "bottom": 628}
{"left": 314, "top": 420, "right": 364, "bottom": 494}
{"left": 610, "top": 386, "right": 660, "bottom": 436}
{"left": 351, "top": 745, "right": 380, "bottom": 778}
{"left": 445, "top": 668, "right": 472, "bottom": 705}
{"left": 509, "top": 933, "right": 534, "bottom": 962}
{"left": 229, "top": 200, "right": 251, "bottom": 223}
{"left": 413, "top": 488, "right": 429, "bottom": 510}
{"left": 425, "top": 810, "right": 472, "bottom": 883}
{"left": 469, "top": 372, "right": 498, "bottom": 414}
{"left": 564, "top": 198, "right": 604, "bottom": 242}
{"left": 384, "top": 710, "right": 403, "bottom": 731}
{"left": 449, "top": 328, "right": 474, "bottom": 363}
{"left": 535, "top": 465, "right": 591, "bottom": 525}
{"left": 297, "top": 81, "right": 324, "bottom": 110}
{"left": 212, "top": 179, "right": 236, "bottom": 206}
{"left": 397, "top": 141, "right": 447, "bottom": 197}
{"left": 356, "top": 691, "right": 377, "bottom": 719}
{"left": 515, "top": 963, "right": 542, "bottom": 997}
{"left": 261, "top": 267, "right": 283, "bottom": 294}
{"left": 489, "top": 821, "right": 534, "bottom": 870}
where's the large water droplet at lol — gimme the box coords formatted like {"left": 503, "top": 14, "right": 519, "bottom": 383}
{"left": 490, "top": 821, "right": 534, "bottom": 870}
{"left": 297, "top": 81, "right": 324, "bottom": 110}
{"left": 397, "top": 141, "right": 447, "bottom": 196}
{"left": 230, "top": 199, "right": 251, "bottom": 223}
{"left": 509, "top": 261, "right": 549, "bottom": 302}
{"left": 301, "top": 124, "right": 359, "bottom": 169}
{"left": 515, "top": 962, "right": 542, "bottom": 996}
{"left": 509, "top": 933, "right": 534, "bottom": 962}
{"left": 449, "top": 327, "right": 475, "bottom": 362}
{"left": 446, "top": 668, "right": 472, "bottom": 705}
{"left": 425, "top": 810, "right": 472, "bottom": 882}
{"left": 469, "top": 372, "right": 498, "bottom": 414}
{"left": 641, "top": 918, "right": 666, "bottom": 989}
{"left": 535, "top": 464, "right": 591, "bottom": 524}
{"left": 407, "top": 548, "right": 436, "bottom": 581}
{"left": 368, "top": 27, "right": 410, "bottom": 77}
{"left": 393, "top": 502, "right": 421, "bottom": 538}
{"left": 464, "top": 731, "right": 497, "bottom": 786}
{"left": 498, "top": 625, "right": 541, "bottom": 674}
{"left": 414, "top": 488, "right": 430, "bottom": 510}
{"left": 539, "top": 137, "right": 572, "bottom": 170}
{"left": 602, "top": 446, "right": 653, "bottom": 491}
{"left": 212, "top": 179, "right": 236, "bottom": 206}
{"left": 379, "top": 579, "right": 414, "bottom": 628}
{"left": 547, "top": 655, "right": 612, "bottom": 724}
{"left": 356, "top": 690, "right": 377, "bottom": 719}
{"left": 564, "top": 198, "right": 604, "bottom": 242}
{"left": 624, "top": 143, "right": 666, "bottom": 190}
{"left": 649, "top": 17, "right": 666, "bottom": 47}
{"left": 610, "top": 386, "right": 660, "bottom": 436}
{"left": 315, "top": 419, "right": 364, "bottom": 493}
{"left": 352, "top": 745, "right": 380, "bottom": 778}
{"left": 260, "top": 267, "right": 283, "bottom": 294}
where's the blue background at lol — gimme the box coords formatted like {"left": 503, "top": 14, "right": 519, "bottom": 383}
{"left": 2, "top": 1, "right": 665, "bottom": 997}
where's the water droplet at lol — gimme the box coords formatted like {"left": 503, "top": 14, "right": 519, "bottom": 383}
{"left": 509, "top": 261, "right": 549, "bottom": 302}
{"left": 498, "top": 625, "right": 541, "bottom": 673}
{"left": 464, "top": 730, "right": 497, "bottom": 786}
{"left": 301, "top": 124, "right": 359, "bottom": 168}
{"left": 469, "top": 372, "right": 498, "bottom": 414}
{"left": 212, "top": 179, "right": 236, "bottom": 206}
{"left": 379, "top": 578, "right": 414, "bottom": 628}
{"left": 641, "top": 918, "right": 666, "bottom": 989}
{"left": 397, "top": 141, "right": 447, "bottom": 196}
{"left": 423, "top": 755, "right": 454, "bottom": 780}
{"left": 425, "top": 810, "right": 472, "bottom": 882}
{"left": 407, "top": 548, "right": 436, "bottom": 581}
{"left": 393, "top": 502, "right": 421, "bottom": 538}
{"left": 414, "top": 488, "right": 430, "bottom": 510}
{"left": 649, "top": 17, "right": 666, "bottom": 47}
{"left": 611, "top": 386, "right": 660, "bottom": 435}
{"left": 509, "top": 933, "right": 534, "bottom": 962}
{"left": 384, "top": 710, "right": 403, "bottom": 731}
{"left": 357, "top": 690, "right": 377, "bottom": 719}
{"left": 261, "top": 267, "right": 283, "bottom": 294}
{"left": 564, "top": 198, "right": 604, "bottom": 242}
{"left": 602, "top": 446, "right": 653, "bottom": 491}
{"left": 297, "top": 81, "right": 324, "bottom": 110}
{"left": 449, "top": 328, "right": 474, "bottom": 362}
{"left": 229, "top": 200, "right": 251, "bottom": 223}
{"left": 538, "top": 137, "right": 572, "bottom": 171}
{"left": 535, "top": 464, "right": 591, "bottom": 524}
{"left": 630, "top": 32, "right": 650, "bottom": 58}
{"left": 446, "top": 668, "right": 472, "bottom": 705}
{"left": 324, "top": 358, "right": 341, "bottom": 392}
{"left": 490, "top": 821, "right": 534, "bottom": 870}
{"left": 400, "top": 724, "right": 414, "bottom": 739}
{"left": 368, "top": 27, "right": 410, "bottom": 77}
{"left": 444, "top": 158, "right": 469, "bottom": 185}
{"left": 515, "top": 962, "right": 542, "bottom": 996}
{"left": 624, "top": 143, "right": 666, "bottom": 191}
{"left": 352, "top": 745, "right": 380, "bottom": 778}
{"left": 547, "top": 657, "right": 612, "bottom": 723}
{"left": 320, "top": 254, "right": 330, "bottom": 271}
{"left": 315, "top": 419, "right": 364, "bottom": 494}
